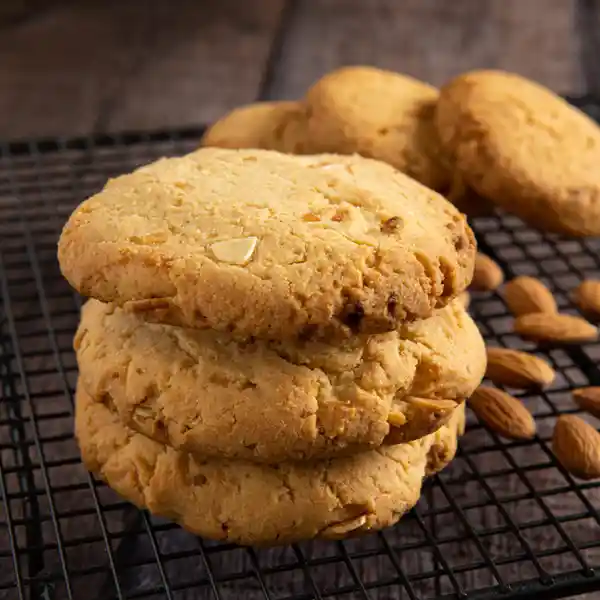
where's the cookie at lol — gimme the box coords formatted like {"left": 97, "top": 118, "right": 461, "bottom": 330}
{"left": 303, "top": 66, "right": 451, "bottom": 193}
{"left": 200, "top": 101, "right": 307, "bottom": 152}
{"left": 279, "top": 104, "right": 312, "bottom": 153}
{"left": 446, "top": 173, "right": 496, "bottom": 219}
{"left": 58, "top": 148, "right": 476, "bottom": 341}
{"left": 436, "top": 70, "right": 600, "bottom": 236}
{"left": 75, "top": 385, "right": 464, "bottom": 545}
{"left": 75, "top": 298, "right": 485, "bottom": 462}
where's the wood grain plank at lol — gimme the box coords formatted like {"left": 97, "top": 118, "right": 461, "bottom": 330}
{"left": 269, "top": 0, "right": 584, "bottom": 100}
{"left": 576, "top": 0, "right": 600, "bottom": 94}
{"left": 0, "top": 0, "right": 283, "bottom": 138}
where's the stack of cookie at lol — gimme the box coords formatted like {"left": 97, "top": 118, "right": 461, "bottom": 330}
{"left": 202, "top": 66, "right": 600, "bottom": 236}
{"left": 58, "top": 147, "right": 486, "bottom": 545}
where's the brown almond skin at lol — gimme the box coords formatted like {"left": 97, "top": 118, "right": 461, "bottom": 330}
{"left": 504, "top": 276, "right": 557, "bottom": 317}
{"left": 573, "top": 387, "right": 600, "bottom": 419}
{"left": 553, "top": 415, "right": 600, "bottom": 480}
{"left": 469, "top": 386, "right": 536, "bottom": 440}
{"left": 486, "top": 347, "right": 555, "bottom": 389}
{"left": 514, "top": 313, "right": 598, "bottom": 343}
{"left": 573, "top": 280, "right": 600, "bottom": 316}
{"left": 471, "top": 253, "right": 504, "bottom": 291}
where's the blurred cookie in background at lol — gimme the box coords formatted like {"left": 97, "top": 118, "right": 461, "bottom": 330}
{"left": 201, "top": 101, "right": 307, "bottom": 152}
{"left": 303, "top": 66, "right": 451, "bottom": 193}
{"left": 436, "top": 69, "right": 600, "bottom": 236}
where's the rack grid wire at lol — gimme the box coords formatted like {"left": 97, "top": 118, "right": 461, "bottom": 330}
{"left": 1, "top": 98, "right": 600, "bottom": 600}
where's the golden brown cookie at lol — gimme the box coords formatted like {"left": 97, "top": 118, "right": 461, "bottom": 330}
{"left": 58, "top": 148, "right": 476, "bottom": 341}
{"left": 446, "top": 173, "right": 496, "bottom": 218}
{"left": 75, "top": 298, "right": 485, "bottom": 462}
{"left": 200, "top": 101, "right": 307, "bottom": 152}
{"left": 303, "top": 66, "right": 451, "bottom": 192}
{"left": 76, "top": 385, "right": 464, "bottom": 546}
{"left": 279, "top": 104, "right": 312, "bottom": 154}
{"left": 436, "top": 70, "right": 600, "bottom": 236}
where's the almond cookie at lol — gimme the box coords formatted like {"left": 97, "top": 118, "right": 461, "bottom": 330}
{"left": 303, "top": 66, "right": 451, "bottom": 193}
{"left": 446, "top": 173, "right": 495, "bottom": 218}
{"left": 58, "top": 148, "right": 475, "bottom": 341}
{"left": 436, "top": 70, "right": 600, "bottom": 236}
{"left": 76, "top": 386, "right": 464, "bottom": 546}
{"left": 200, "top": 101, "right": 308, "bottom": 152}
{"left": 75, "top": 298, "right": 485, "bottom": 462}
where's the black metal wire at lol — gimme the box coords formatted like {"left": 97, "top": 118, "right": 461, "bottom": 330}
{"left": 291, "top": 544, "right": 324, "bottom": 600}
{"left": 0, "top": 313, "right": 42, "bottom": 598}
{"left": 0, "top": 436, "right": 26, "bottom": 598}
{"left": 0, "top": 253, "right": 74, "bottom": 599}
{"left": 430, "top": 473, "right": 508, "bottom": 592}
{"left": 1, "top": 102, "right": 600, "bottom": 600}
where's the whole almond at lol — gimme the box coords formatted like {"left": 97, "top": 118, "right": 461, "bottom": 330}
{"left": 573, "top": 280, "right": 600, "bottom": 316}
{"left": 573, "top": 387, "right": 600, "bottom": 419}
{"left": 552, "top": 415, "right": 600, "bottom": 480}
{"left": 514, "top": 313, "right": 598, "bottom": 343}
{"left": 468, "top": 386, "right": 536, "bottom": 439}
{"left": 486, "top": 347, "right": 555, "bottom": 389}
{"left": 504, "top": 276, "right": 557, "bottom": 316}
{"left": 471, "top": 253, "right": 504, "bottom": 291}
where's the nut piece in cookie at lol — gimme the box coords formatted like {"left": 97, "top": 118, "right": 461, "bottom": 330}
{"left": 303, "top": 66, "right": 451, "bottom": 192}
{"left": 436, "top": 69, "right": 600, "bottom": 236}
{"left": 385, "top": 397, "right": 459, "bottom": 445}
{"left": 58, "top": 148, "right": 476, "bottom": 340}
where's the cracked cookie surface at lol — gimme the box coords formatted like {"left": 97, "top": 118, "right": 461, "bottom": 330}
{"left": 436, "top": 70, "right": 600, "bottom": 236}
{"left": 303, "top": 66, "right": 452, "bottom": 193}
{"left": 75, "top": 298, "right": 484, "bottom": 462}
{"left": 58, "top": 148, "right": 475, "bottom": 341}
{"left": 75, "top": 385, "right": 464, "bottom": 545}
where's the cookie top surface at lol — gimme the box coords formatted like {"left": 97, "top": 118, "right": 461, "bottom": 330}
{"left": 303, "top": 66, "right": 451, "bottom": 192}
{"left": 436, "top": 70, "right": 600, "bottom": 236}
{"left": 58, "top": 148, "right": 475, "bottom": 341}
{"left": 76, "top": 385, "right": 463, "bottom": 545}
{"left": 75, "top": 298, "right": 485, "bottom": 462}
{"left": 200, "top": 101, "right": 305, "bottom": 151}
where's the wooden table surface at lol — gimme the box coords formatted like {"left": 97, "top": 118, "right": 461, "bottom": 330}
{"left": 1, "top": 2, "right": 600, "bottom": 599}
{"left": 0, "top": 0, "right": 599, "bottom": 139}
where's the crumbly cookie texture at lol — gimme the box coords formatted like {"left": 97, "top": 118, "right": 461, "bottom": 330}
{"left": 200, "top": 101, "right": 307, "bottom": 152}
{"left": 75, "top": 298, "right": 485, "bottom": 462}
{"left": 76, "top": 386, "right": 464, "bottom": 546}
{"left": 436, "top": 70, "right": 600, "bottom": 236}
{"left": 303, "top": 66, "right": 451, "bottom": 193}
{"left": 58, "top": 148, "right": 475, "bottom": 341}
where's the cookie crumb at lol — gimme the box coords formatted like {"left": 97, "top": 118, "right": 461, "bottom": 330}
{"left": 302, "top": 212, "right": 320, "bottom": 222}
{"left": 381, "top": 217, "right": 402, "bottom": 233}
{"left": 193, "top": 473, "right": 208, "bottom": 486}
{"left": 342, "top": 302, "right": 365, "bottom": 331}
{"left": 331, "top": 209, "right": 346, "bottom": 222}
{"left": 387, "top": 293, "right": 398, "bottom": 315}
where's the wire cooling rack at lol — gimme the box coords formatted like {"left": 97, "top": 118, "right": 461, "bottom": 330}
{"left": 0, "top": 98, "right": 600, "bottom": 600}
